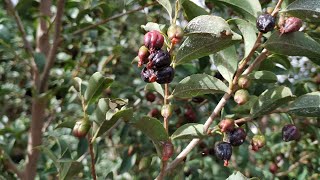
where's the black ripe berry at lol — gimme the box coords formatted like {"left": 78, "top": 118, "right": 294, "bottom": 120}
{"left": 144, "top": 30, "right": 164, "bottom": 50}
{"left": 156, "top": 66, "right": 175, "bottom": 84}
{"left": 141, "top": 67, "right": 157, "bottom": 83}
{"left": 228, "top": 128, "right": 247, "bottom": 146}
{"left": 282, "top": 124, "right": 300, "bottom": 142}
{"left": 215, "top": 142, "right": 232, "bottom": 166}
{"left": 148, "top": 50, "right": 171, "bottom": 70}
{"left": 256, "top": 14, "right": 276, "bottom": 33}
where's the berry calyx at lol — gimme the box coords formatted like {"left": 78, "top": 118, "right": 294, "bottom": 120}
{"left": 156, "top": 66, "right": 175, "bottom": 84}
{"left": 138, "top": 46, "right": 150, "bottom": 67}
{"left": 215, "top": 142, "right": 232, "bottom": 166}
{"left": 145, "top": 92, "right": 156, "bottom": 102}
{"left": 228, "top": 128, "right": 247, "bottom": 146}
{"left": 256, "top": 14, "right": 276, "bottom": 33}
{"left": 167, "top": 24, "right": 184, "bottom": 44}
{"left": 162, "top": 141, "right": 174, "bottom": 161}
{"left": 144, "top": 30, "right": 164, "bottom": 50}
{"left": 280, "top": 17, "right": 303, "bottom": 35}
{"left": 72, "top": 120, "right": 91, "bottom": 138}
{"left": 218, "top": 118, "right": 235, "bottom": 133}
{"left": 141, "top": 67, "right": 157, "bottom": 83}
{"left": 251, "top": 134, "right": 266, "bottom": 151}
{"left": 238, "top": 75, "right": 251, "bottom": 89}
{"left": 148, "top": 50, "right": 171, "bottom": 70}
{"left": 234, "top": 89, "right": 250, "bottom": 105}
{"left": 282, "top": 124, "right": 300, "bottom": 142}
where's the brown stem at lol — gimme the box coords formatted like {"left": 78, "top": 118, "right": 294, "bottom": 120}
{"left": 3, "top": 157, "right": 24, "bottom": 179}
{"left": 72, "top": 2, "right": 158, "bottom": 36}
{"left": 88, "top": 135, "right": 97, "bottom": 180}
{"left": 163, "top": 84, "right": 169, "bottom": 132}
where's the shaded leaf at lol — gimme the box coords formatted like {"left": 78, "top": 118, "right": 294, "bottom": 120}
{"left": 171, "top": 123, "right": 205, "bottom": 140}
{"left": 171, "top": 74, "right": 228, "bottom": 99}
{"left": 58, "top": 160, "right": 83, "bottom": 180}
{"left": 156, "top": 0, "right": 172, "bottom": 19}
{"left": 248, "top": 71, "right": 278, "bottom": 83}
{"left": 34, "top": 52, "right": 46, "bottom": 72}
{"left": 36, "top": 146, "right": 60, "bottom": 169}
{"left": 145, "top": 82, "right": 164, "bottom": 97}
{"left": 55, "top": 119, "right": 76, "bottom": 129}
{"left": 227, "top": 171, "right": 249, "bottom": 180}
{"left": 288, "top": 92, "right": 320, "bottom": 117}
{"left": 181, "top": 0, "right": 209, "bottom": 21}
{"left": 213, "top": 46, "right": 238, "bottom": 83}
{"left": 283, "top": 0, "right": 320, "bottom": 22}
{"left": 251, "top": 86, "right": 295, "bottom": 118}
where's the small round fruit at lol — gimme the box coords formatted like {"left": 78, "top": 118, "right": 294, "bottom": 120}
{"left": 251, "top": 135, "right": 266, "bottom": 151}
{"left": 215, "top": 142, "right": 232, "bottom": 166}
{"left": 218, "top": 118, "right": 235, "bottom": 133}
{"left": 282, "top": 124, "right": 300, "bottom": 142}
{"left": 162, "top": 141, "right": 174, "bottom": 161}
{"left": 73, "top": 120, "right": 91, "bottom": 138}
{"left": 149, "top": 108, "right": 160, "bottom": 118}
{"left": 269, "top": 162, "right": 278, "bottom": 174}
{"left": 238, "top": 75, "right": 251, "bottom": 89}
{"left": 228, "top": 128, "right": 247, "bottom": 146}
{"left": 156, "top": 66, "right": 175, "bottom": 84}
{"left": 280, "top": 17, "right": 303, "bottom": 35}
{"left": 148, "top": 50, "right": 171, "bottom": 70}
{"left": 141, "top": 67, "right": 157, "bottom": 83}
{"left": 256, "top": 14, "right": 276, "bottom": 33}
{"left": 184, "top": 107, "right": 197, "bottom": 123}
{"left": 161, "top": 104, "right": 173, "bottom": 118}
{"left": 145, "top": 92, "right": 156, "bottom": 102}
{"left": 234, "top": 89, "right": 250, "bottom": 105}
{"left": 167, "top": 24, "right": 184, "bottom": 44}
{"left": 144, "top": 30, "right": 164, "bottom": 50}
{"left": 138, "top": 46, "right": 150, "bottom": 67}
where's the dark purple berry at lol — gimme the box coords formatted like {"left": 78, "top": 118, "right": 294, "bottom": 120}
{"left": 149, "top": 108, "right": 160, "bottom": 118}
{"left": 184, "top": 107, "right": 197, "bottom": 123}
{"left": 141, "top": 67, "right": 157, "bottom": 83}
{"left": 145, "top": 92, "right": 156, "bottom": 102}
{"left": 282, "top": 124, "right": 300, "bottom": 142}
{"left": 256, "top": 14, "right": 276, "bottom": 33}
{"left": 144, "top": 30, "right": 164, "bottom": 50}
{"left": 228, "top": 128, "right": 247, "bottom": 146}
{"left": 156, "top": 66, "right": 174, "bottom": 84}
{"left": 148, "top": 50, "right": 171, "bottom": 70}
{"left": 215, "top": 142, "right": 232, "bottom": 166}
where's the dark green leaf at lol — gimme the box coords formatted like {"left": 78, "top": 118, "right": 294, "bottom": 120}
{"left": 58, "top": 160, "right": 83, "bottom": 180}
{"left": 213, "top": 46, "right": 238, "bottom": 83}
{"left": 156, "top": 0, "right": 172, "bottom": 19}
{"left": 119, "top": 153, "right": 137, "bottom": 174}
{"left": 144, "top": 82, "right": 164, "bottom": 97}
{"left": 35, "top": 146, "right": 60, "bottom": 169}
{"left": 248, "top": 71, "right": 278, "bottom": 83}
{"left": 182, "top": 0, "right": 209, "bottom": 21}
{"left": 84, "top": 72, "right": 113, "bottom": 105}
{"left": 171, "top": 74, "right": 228, "bottom": 99}
{"left": 171, "top": 123, "right": 206, "bottom": 140}
{"left": 288, "top": 92, "right": 320, "bottom": 117}
{"left": 283, "top": 0, "right": 320, "bottom": 22}
{"left": 251, "top": 86, "right": 295, "bottom": 118}
{"left": 55, "top": 119, "right": 76, "bottom": 129}
{"left": 34, "top": 52, "right": 46, "bottom": 72}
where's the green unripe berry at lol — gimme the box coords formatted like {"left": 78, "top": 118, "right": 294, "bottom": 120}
{"left": 167, "top": 24, "right": 184, "bottom": 44}
{"left": 73, "top": 120, "right": 91, "bottom": 138}
{"left": 238, "top": 75, "right": 251, "bottom": 89}
{"left": 234, "top": 89, "right": 250, "bottom": 105}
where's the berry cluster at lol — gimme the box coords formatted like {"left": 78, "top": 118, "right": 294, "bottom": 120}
{"left": 234, "top": 75, "right": 251, "bottom": 105}
{"left": 138, "top": 30, "right": 174, "bottom": 84}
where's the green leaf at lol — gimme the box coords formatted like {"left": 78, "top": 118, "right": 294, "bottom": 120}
{"left": 94, "top": 107, "right": 133, "bottom": 138}
{"left": 181, "top": 0, "right": 209, "bottom": 21}
{"left": 141, "top": 22, "right": 166, "bottom": 32}
{"left": 156, "top": 0, "right": 172, "bottom": 19}
{"left": 248, "top": 71, "right": 278, "bottom": 83}
{"left": 228, "top": 19, "right": 257, "bottom": 57}
{"left": 227, "top": 171, "right": 249, "bottom": 180}
{"left": 283, "top": 0, "right": 320, "bottom": 22}
{"left": 288, "top": 92, "right": 320, "bottom": 117}
{"left": 251, "top": 86, "right": 295, "bottom": 118}
{"left": 171, "top": 74, "right": 228, "bottom": 99}
{"left": 84, "top": 72, "right": 113, "bottom": 105}
{"left": 176, "top": 15, "right": 241, "bottom": 64}
{"left": 213, "top": 46, "right": 238, "bottom": 83}
{"left": 133, "top": 116, "right": 169, "bottom": 143}
{"left": 58, "top": 160, "right": 83, "bottom": 180}
{"left": 265, "top": 31, "right": 320, "bottom": 65}
{"left": 35, "top": 146, "right": 60, "bottom": 169}
{"left": 145, "top": 82, "right": 164, "bottom": 97}
{"left": 213, "top": 0, "right": 261, "bottom": 24}
{"left": 92, "top": 98, "right": 109, "bottom": 124}
{"left": 171, "top": 123, "right": 206, "bottom": 140}
{"left": 55, "top": 119, "right": 76, "bottom": 129}
{"left": 34, "top": 52, "right": 46, "bottom": 72}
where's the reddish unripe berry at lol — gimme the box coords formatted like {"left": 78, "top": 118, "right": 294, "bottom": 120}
{"left": 149, "top": 108, "right": 160, "bottom": 118}
{"left": 282, "top": 124, "right": 300, "bottom": 142}
{"left": 72, "top": 120, "right": 91, "bottom": 138}
{"left": 251, "top": 135, "right": 266, "bottom": 151}
{"left": 228, "top": 128, "right": 247, "bottom": 146}
{"left": 138, "top": 46, "right": 150, "bottom": 67}
{"left": 280, "top": 17, "right": 303, "bottom": 35}
{"left": 145, "top": 92, "right": 156, "bottom": 102}
{"left": 162, "top": 141, "right": 174, "bottom": 161}
{"left": 234, "top": 89, "right": 250, "bottom": 105}
{"left": 215, "top": 142, "right": 232, "bottom": 166}
{"left": 238, "top": 75, "right": 251, "bottom": 89}
{"left": 218, "top": 118, "right": 235, "bottom": 133}
{"left": 144, "top": 30, "right": 164, "bottom": 50}
{"left": 167, "top": 25, "right": 184, "bottom": 44}
{"left": 269, "top": 162, "right": 278, "bottom": 174}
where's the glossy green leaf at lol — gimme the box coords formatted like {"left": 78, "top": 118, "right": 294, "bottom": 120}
{"left": 55, "top": 119, "right": 76, "bottom": 129}
{"left": 145, "top": 82, "right": 164, "bottom": 97}
{"left": 171, "top": 74, "right": 228, "bottom": 99}
{"left": 213, "top": 46, "right": 238, "bottom": 83}
{"left": 214, "top": 0, "right": 261, "bottom": 24}
{"left": 171, "top": 123, "right": 205, "bottom": 140}
{"left": 133, "top": 116, "right": 169, "bottom": 142}
{"left": 228, "top": 18, "right": 257, "bottom": 57}
{"left": 176, "top": 15, "right": 241, "bottom": 64}
{"left": 265, "top": 32, "right": 320, "bottom": 65}
{"left": 182, "top": 0, "right": 209, "bottom": 21}
{"left": 251, "top": 86, "right": 295, "bottom": 118}
{"left": 84, "top": 72, "right": 113, "bottom": 105}
{"left": 283, "top": 0, "right": 320, "bottom": 22}
{"left": 248, "top": 71, "right": 278, "bottom": 83}
{"left": 92, "top": 98, "right": 109, "bottom": 124}
{"left": 156, "top": 0, "right": 172, "bottom": 19}
{"left": 288, "top": 92, "right": 320, "bottom": 117}
{"left": 227, "top": 171, "right": 249, "bottom": 180}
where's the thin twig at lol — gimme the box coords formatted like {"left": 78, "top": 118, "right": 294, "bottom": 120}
{"left": 72, "top": 2, "right": 158, "bottom": 36}
{"left": 40, "top": 0, "right": 65, "bottom": 92}
{"left": 4, "top": 158, "right": 24, "bottom": 179}
{"left": 88, "top": 135, "right": 97, "bottom": 180}
{"left": 271, "top": 0, "right": 284, "bottom": 17}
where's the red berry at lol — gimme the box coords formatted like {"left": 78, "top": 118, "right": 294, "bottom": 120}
{"left": 162, "top": 141, "right": 174, "bottom": 161}
{"left": 280, "top": 17, "right": 303, "bottom": 35}
{"left": 219, "top": 118, "right": 235, "bottom": 133}
{"left": 149, "top": 108, "right": 160, "bottom": 118}
{"left": 138, "top": 46, "right": 150, "bottom": 67}
{"left": 144, "top": 30, "right": 164, "bottom": 50}
{"left": 184, "top": 107, "right": 197, "bottom": 122}
{"left": 269, "top": 162, "right": 278, "bottom": 174}
{"left": 73, "top": 120, "right": 91, "bottom": 138}
{"left": 251, "top": 135, "right": 266, "bottom": 151}
{"left": 145, "top": 92, "right": 156, "bottom": 102}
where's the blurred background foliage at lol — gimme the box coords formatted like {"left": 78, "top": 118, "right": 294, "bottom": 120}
{"left": 0, "top": 0, "right": 320, "bottom": 179}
